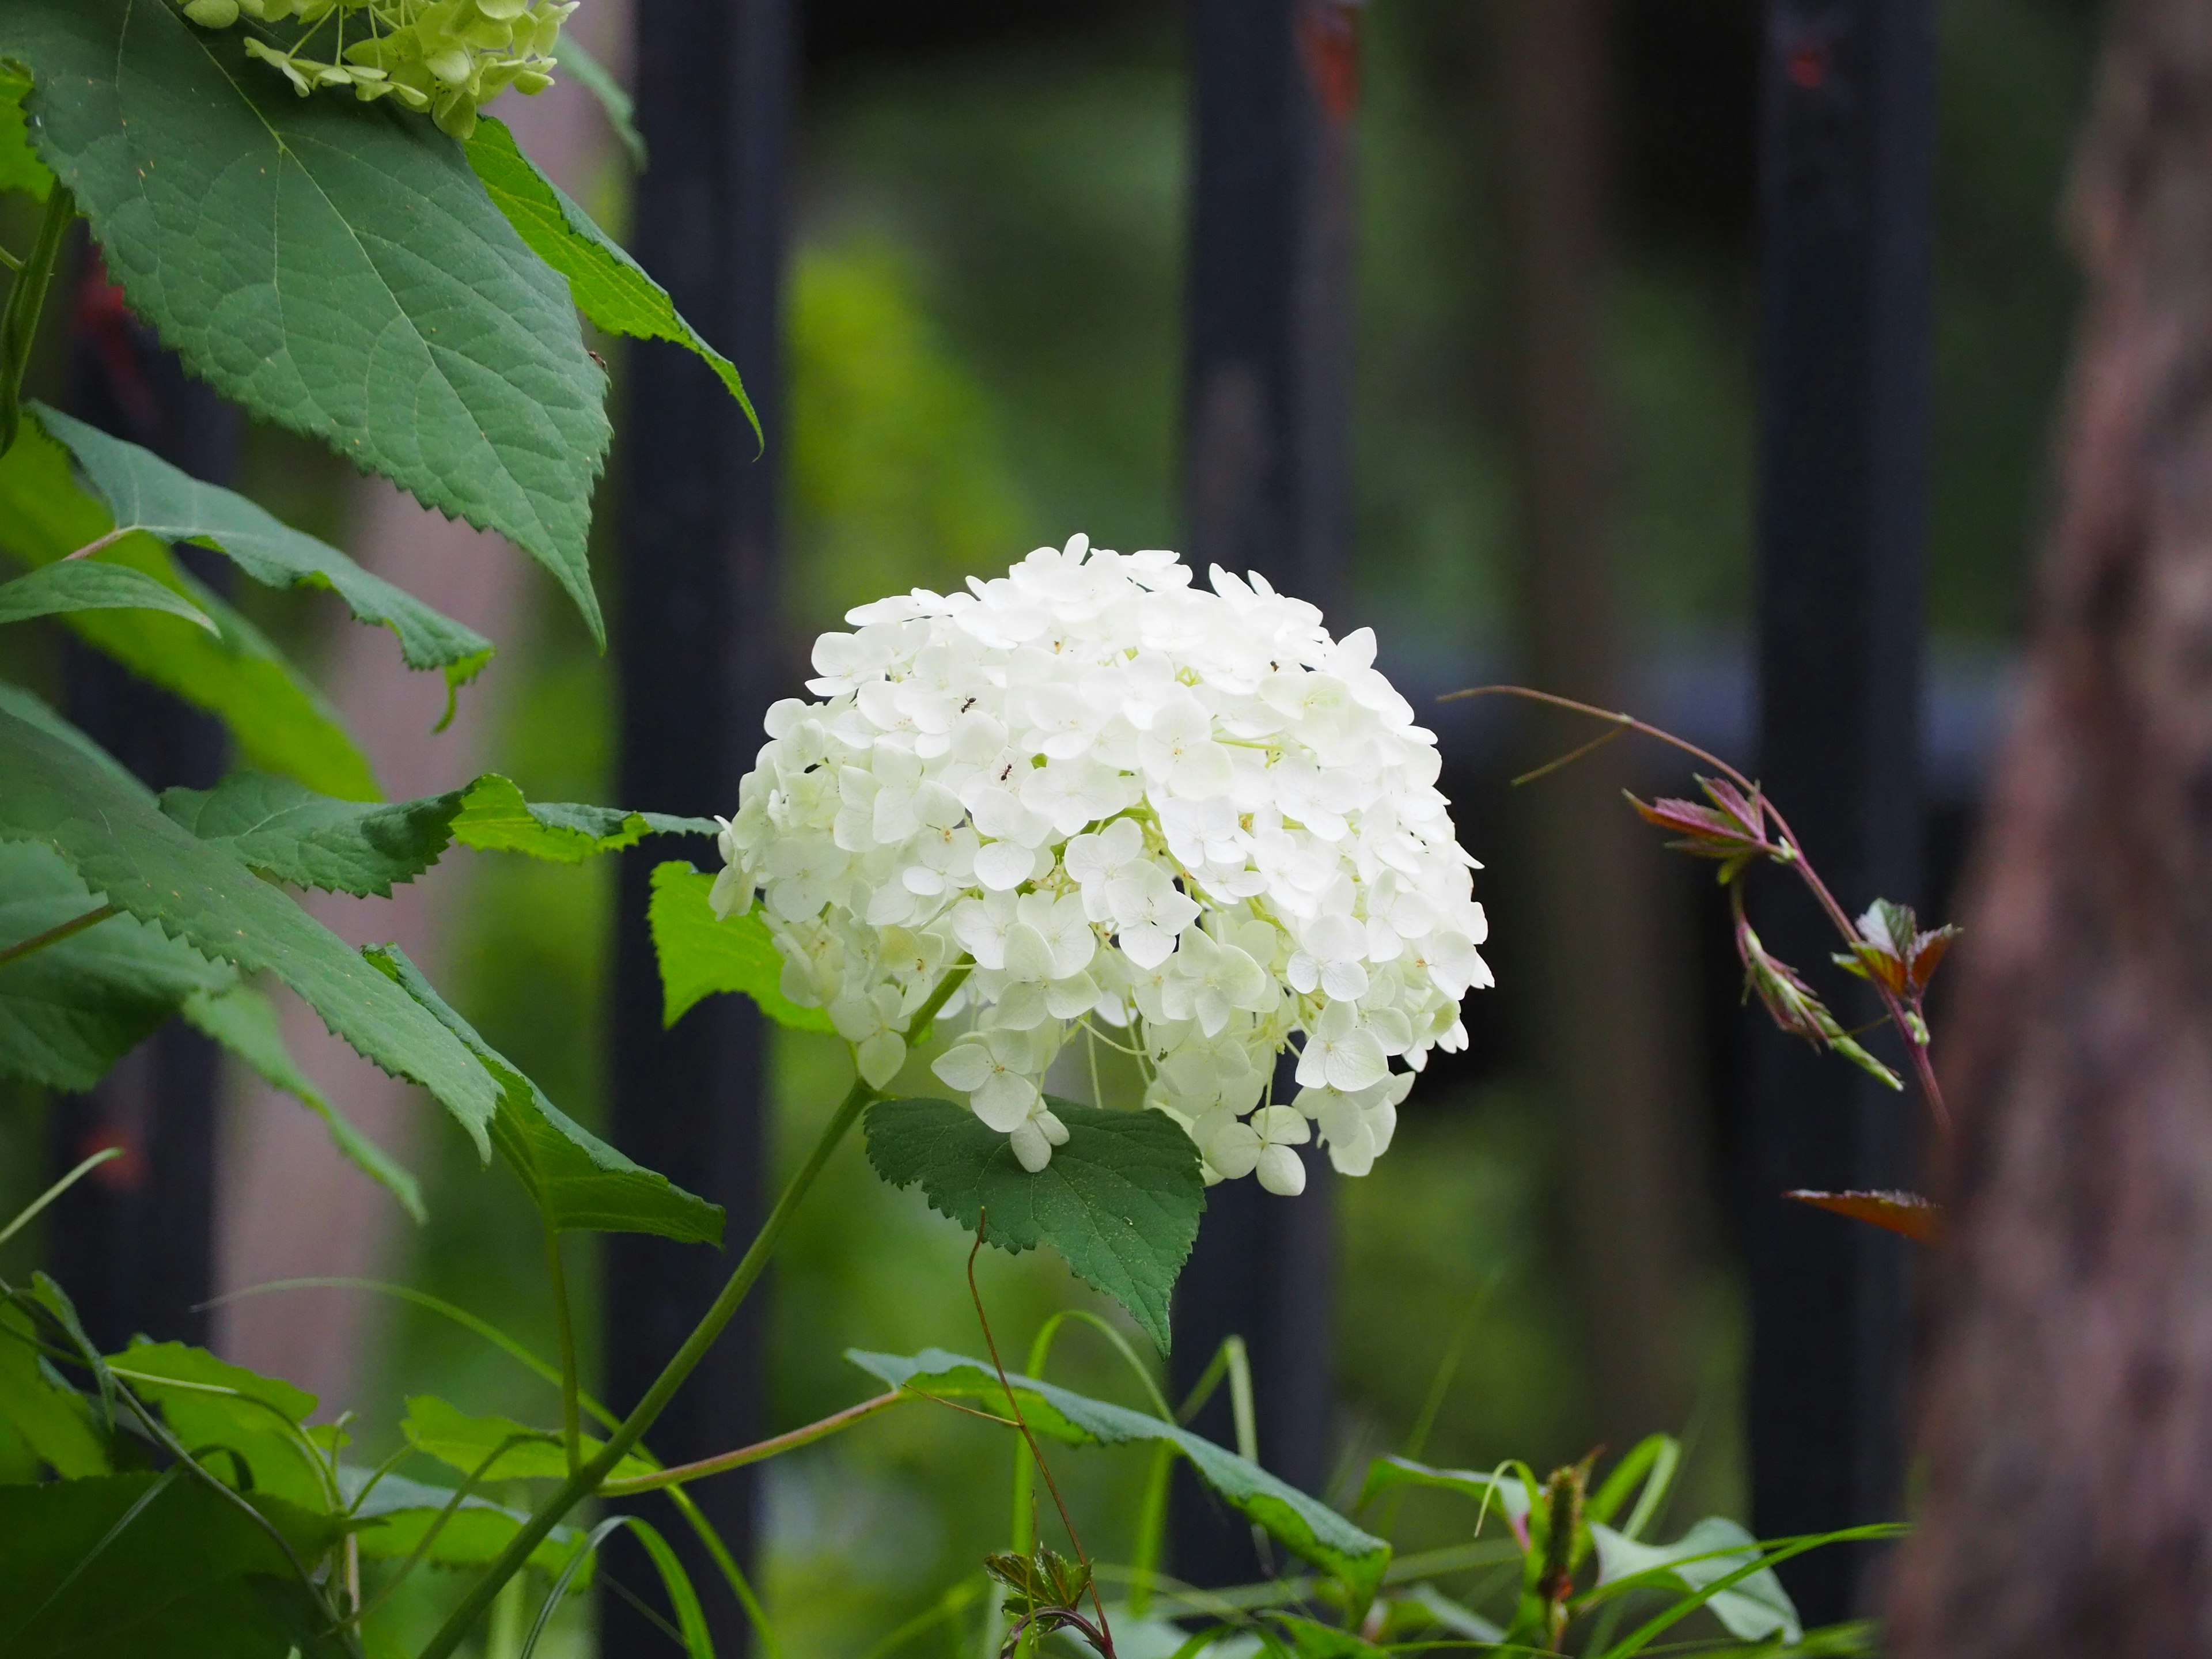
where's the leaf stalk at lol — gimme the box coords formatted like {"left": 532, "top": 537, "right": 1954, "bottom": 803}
{"left": 0, "top": 184, "right": 72, "bottom": 459}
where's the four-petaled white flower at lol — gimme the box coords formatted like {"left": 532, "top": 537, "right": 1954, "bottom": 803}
{"left": 714, "top": 536, "right": 1491, "bottom": 1182}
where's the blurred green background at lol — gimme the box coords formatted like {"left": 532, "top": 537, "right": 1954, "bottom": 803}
{"left": 0, "top": 1, "right": 2094, "bottom": 1652}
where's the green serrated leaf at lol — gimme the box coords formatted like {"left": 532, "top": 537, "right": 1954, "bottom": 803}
{"left": 366, "top": 944, "right": 723, "bottom": 1244}
{"left": 107, "top": 1339, "right": 329, "bottom": 1514}
{"left": 180, "top": 982, "right": 425, "bottom": 1224}
{"left": 0, "top": 0, "right": 613, "bottom": 642}
{"left": 0, "top": 1302, "right": 109, "bottom": 1478}
{"left": 0, "top": 557, "right": 215, "bottom": 630}
{"left": 400, "top": 1393, "right": 655, "bottom": 1484}
{"left": 159, "top": 771, "right": 718, "bottom": 897}
{"left": 0, "top": 66, "right": 51, "bottom": 201}
{"left": 0, "top": 701, "right": 499, "bottom": 1139}
{"left": 32, "top": 404, "right": 494, "bottom": 689}
{"left": 847, "top": 1347, "right": 1389, "bottom": 1603}
{"left": 865, "top": 1096, "right": 1204, "bottom": 1353}
{"left": 0, "top": 420, "right": 376, "bottom": 798}
{"left": 0, "top": 1471, "right": 346, "bottom": 1659}
{"left": 647, "top": 862, "right": 836, "bottom": 1034}
{"left": 339, "top": 1465, "right": 586, "bottom": 1580}
{"left": 0, "top": 839, "right": 234, "bottom": 1092}
{"left": 465, "top": 118, "right": 757, "bottom": 443}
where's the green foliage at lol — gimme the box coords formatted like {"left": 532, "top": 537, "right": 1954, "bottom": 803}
{"left": 1588, "top": 1516, "right": 1800, "bottom": 1643}
{"left": 647, "top": 862, "right": 837, "bottom": 1033}
{"left": 0, "top": 419, "right": 376, "bottom": 797}
{"left": 106, "top": 1339, "right": 329, "bottom": 1512}
{"left": 0, "top": 0, "right": 613, "bottom": 642}
{"left": 0, "top": 558, "right": 215, "bottom": 630}
{"left": 0, "top": 66, "right": 50, "bottom": 200}
{"left": 342, "top": 1467, "right": 585, "bottom": 1580}
{"left": 0, "top": 700, "right": 499, "bottom": 1130}
{"left": 865, "top": 1096, "right": 1204, "bottom": 1353}
{"left": 401, "top": 1393, "right": 655, "bottom": 1484}
{"left": 0, "top": 1471, "right": 346, "bottom": 1659}
{"left": 466, "top": 118, "right": 757, "bottom": 441}
{"left": 368, "top": 944, "right": 724, "bottom": 1243}
{"left": 0, "top": 1304, "right": 108, "bottom": 1478}
{"left": 33, "top": 403, "right": 495, "bottom": 692}
{"left": 846, "top": 1346, "right": 1392, "bottom": 1605}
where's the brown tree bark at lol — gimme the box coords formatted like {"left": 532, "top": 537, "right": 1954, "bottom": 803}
{"left": 1889, "top": 3, "right": 2212, "bottom": 1650}
{"left": 1495, "top": 0, "right": 1705, "bottom": 1452}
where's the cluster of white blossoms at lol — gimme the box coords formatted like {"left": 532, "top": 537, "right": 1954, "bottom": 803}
{"left": 713, "top": 537, "right": 1491, "bottom": 1194}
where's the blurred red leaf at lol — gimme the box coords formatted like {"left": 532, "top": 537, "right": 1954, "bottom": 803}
{"left": 1787, "top": 1188, "right": 1941, "bottom": 1243}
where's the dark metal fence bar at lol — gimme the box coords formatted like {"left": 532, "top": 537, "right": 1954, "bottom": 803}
{"left": 1171, "top": 0, "right": 1357, "bottom": 1587}
{"left": 1749, "top": 0, "right": 1934, "bottom": 1623}
{"left": 603, "top": 0, "right": 790, "bottom": 1650}
{"left": 46, "top": 255, "right": 237, "bottom": 1354}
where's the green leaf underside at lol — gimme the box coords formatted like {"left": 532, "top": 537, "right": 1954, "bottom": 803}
{"left": 0, "top": 67, "right": 52, "bottom": 200}
{"left": 402, "top": 1394, "right": 655, "bottom": 1485}
{"left": 647, "top": 863, "right": 836, "bottom": 1033}
{"left": 367, "top": 944, "right": 722, "bottom": 1243}
{"left": 465, "top": 118, "right": 756, "bottom": 442}
{"left": 33, "top": 404, "right": 494, "bottom": 687}
{"left": 847, "top": 1347, "right": 1389, "bottom": 1603}
{"left": 0, "top": 557, "right": 215, "bottom": 630}
{"left": 0, "top": 702, "right": 499, "bottom": 1134}
{"left": 0, "top": 422, "right": 374, "bottom": 799}
{"left": 0, "top": 1474, "right": 343, "bottom": 1659}
{"left": 0, "top": 0, "right": 612, "bottom": 643}
{"left": 161, "top": 771, "right": 718, "bottom": 897}
{"left": 340, "top": 1465, "right": 586, "bottom": 1580}
{"left": 865, "top": 1096, "right": 1205, "bottom": 1353}
{"left": 0, "top": 422, "right": 373, "bottom": 801}
{"left": 0, "top": 839, "right": 232, "bottom": 1092}
{"left": 109, "top": 1339, "right": 328, "bottom": 1514}
{"left": 179, "top": 982, "right": 426, "bottom": 1222}
{"left": 1591, "top": 1517, "right": 1801, "bottom": 1643}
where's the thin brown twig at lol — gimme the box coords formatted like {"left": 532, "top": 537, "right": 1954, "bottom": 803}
{"left": 63, "top": 528, "right": 129, "bottom": 562}
{"left": 1449, "top": 684, "right": 1950, "bottom": 1135}
{"left": 969, "top": 1213, "right": 1115, "bottom": 1659}
{"left": 0, "top": 904, "right": 119, "bottom": 969}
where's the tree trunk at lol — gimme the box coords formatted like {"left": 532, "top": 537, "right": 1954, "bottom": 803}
{"left": 1495, "top": 0, "right": 1705, "bottom": 1453}
{"left": 1889, "top": 3, "right": 2212, "bottom": 1650}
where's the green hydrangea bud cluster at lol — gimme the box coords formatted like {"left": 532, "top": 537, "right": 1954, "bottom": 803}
{"left": 176, "top": 0, "right": 575, "bottom": 141}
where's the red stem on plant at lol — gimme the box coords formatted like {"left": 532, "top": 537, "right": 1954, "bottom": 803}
{"left": 968, "top": 1215, "right": 1115, "bottom": 1659}
{"left": 1446, "top": 684, "right": 1950, "bottom": 1137}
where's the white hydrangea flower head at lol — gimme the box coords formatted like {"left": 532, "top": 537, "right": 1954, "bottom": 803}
{"left": 714, "top": 536, "right": 1493, "bottom": 1190}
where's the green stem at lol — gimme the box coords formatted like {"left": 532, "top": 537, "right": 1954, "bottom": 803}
{"left": 0, "top": 903, "right": 118, "bottom": 970}
{"left": 414, "top": 1075, "right": 878, "bottom": 1659}
{"left": 600, "top": 1389, "right": 908, "bottom": 1496}
{"left": 0, "top": 184, "right": 73, "bottom": 460}
{"left": 664, "top": 1484, "right": 786, "bottom": 1659}
{"left": 543, "top": 1221, "right": 581, "bottom": 1477}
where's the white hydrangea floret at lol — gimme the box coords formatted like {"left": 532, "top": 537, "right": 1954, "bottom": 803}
{"left": 714, "top": 536, "right": 1493, "bottom": 1192}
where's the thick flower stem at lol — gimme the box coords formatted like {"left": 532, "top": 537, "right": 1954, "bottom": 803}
{"left": 0, "top": 185, "right": 73, "bottom": 460}
{"left": 414, "top": 1074, "right": 880, "bottom": 1659}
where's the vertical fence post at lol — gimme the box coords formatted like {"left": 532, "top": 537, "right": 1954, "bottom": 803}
{"left": 1171, "top": 0, "right": 1357, "bottom": 1586}
{"left": 1749, "top": 0, "right": 1933, "bottom": 1623}
{"left": 44, "top": 260, "right": 237, "bottom": 1354}
{"left": 603, "top": 0, "right": 789, "bottom": 1650}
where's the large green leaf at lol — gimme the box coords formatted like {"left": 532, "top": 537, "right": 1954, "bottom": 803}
{"left": 0, "top": 0, "right": 613, "bottom": 642}
{"left": 180, "top": 982, "right": 426, "bottom": 1223}
{"left": 847, "top": 1347, "right": 1389, "bottom": 1604}
{"left": 648, "top": 862, "right": 836, "bottom": 1034}
{"left": 1589, "top": 1518, "right": 1801, "bottom": 1644}
{"left": 466, "top": 118, "right": 757, "bottom": 442}
{"left": 0, "top": 421, "right": 375, "bottom": 798}
{"left": 865, "top": 1096, "right": 1205, "bottom": 1352}
{"left": 0, "top": 558, "right": 214, "bottom": 630}
{"left": 161, "top": 771, "right": 717, "bottom": 897}
{"left": 0, "top": 839, "right": 232, "bottom": 1092}
{"left": 107, "top": 1340, "right": 330, "bottom": 1515}
{"left": 0, "top": 702, "right": 499, "bottom": 1139}
{"left": 401, "top": 1393, "right": 655, "bottom": 1485}
{"left": 0, "top": 1472, "right": 346, "bottom": 1659}
{"left": 368, "top": 945, "right": 723, "bottom": 1244}
{"left": 34, "top": 404, "right": 494, "bottom": 692}
{"left": 340, "top": 1465, "right": 586, "bottom": 1580}
{"left": 0, "top": 65, "right": 51, "bottom": 200}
